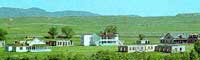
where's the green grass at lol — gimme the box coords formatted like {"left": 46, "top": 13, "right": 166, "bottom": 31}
{"left": 0, "top": 16, "right": 199, "bottom": 58}
{"left": 1, "top": 16, "right": 200, "bottom": 43}
{"left": 0, "top": 46, "right": 117, "bottom": 57}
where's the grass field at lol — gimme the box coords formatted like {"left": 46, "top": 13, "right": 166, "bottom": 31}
{"left": 0, "top": 16, "right": 199, "bottom": 58}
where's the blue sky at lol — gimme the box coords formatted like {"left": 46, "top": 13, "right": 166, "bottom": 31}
{"left": 0, "top": 0, "right": 200, "bottom": 16}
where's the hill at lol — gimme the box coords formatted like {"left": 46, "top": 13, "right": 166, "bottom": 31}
{"left": 0, "top": 7, "right": 100, "bottom": 18}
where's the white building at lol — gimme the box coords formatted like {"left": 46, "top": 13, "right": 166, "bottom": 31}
{"left": 13, "top": 46, "right": 29, "bottom": 52}
{"left": 5, "top": 37, "right": 51, "bottom": 52}
{"left": 5, "top": 44, "right": 29, "bottom": 52}
{"left": 118, "top": 45, "right": 158, "bottom": 53}
{"left": 81, "top": 34, "right": 92, "bottom": 46}
{"left": 155, "top": 45, "right": 185, "bottom": 53}
{"left": 81, "top": 34, "right": 123, "bottom": 46}
{"left": 46, "top": 40, "right": 73, "bottom": 46}
{"left": 0, "top": 41, "right": 5, "bottom": 47}
{"left": 136, "top": 40, "right": 150, "bottom": 44}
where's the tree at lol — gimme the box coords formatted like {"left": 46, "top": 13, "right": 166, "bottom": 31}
{"left": 61, "top": 26, "right": 74, "bottom": 39}
{"left": 48, "top": 26, "right": 58, "bottom": 39}
{"left": 190, "top": 50, "right": 199, "bottom": 60}
{"left": 0, "top": 28, "right": 8, "bottom": 40}
{"left": 138, "top": 34, "right": 145, "bottom": 40}
{"left": 194, "top": 41, "right": 200, "bottom": 54}
{"left": 104, "top": 25, "right": 117, "bottom": 34}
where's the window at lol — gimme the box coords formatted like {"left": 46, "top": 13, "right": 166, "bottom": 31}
{"left": 120, "top": 47, "right": 123, "bottom": 51}
{"left": 151, "top": 46, "right": 153, "bottom": 49}
{"left": 129, "top": 47, "right": 131, "bottom": 50}
{"left": 60, "top": 42, "right": 62, "bottom": 45}
{"left": 108, "top": 41, "right": 111, "bottom": 43}
{"left": 123, "top": 47, "right": 126, "bottom": 52}
{"left": 175, "top": 48, "right": 178, "bottom": 52}
{"left": 141, "top": 47, "right": 143, "bottom": 50}
{"left": 66, "top": 42, "right": 68, "bottom": 45}
{"left": 20, "top": 47, "right": 23, "bottom": 50}
{"left": 102, "top": 41, "right": 106, "bottom": 44}
{"left": 57, "top": 42, "right": 60, "bottom": 45}
{"left": 132, "top": 47, "right": 135, "bottom": 50}
{"left": 148, "top": 46, "right": 150, "bottom": 49}
{"left": 180, "top": 48, "right": 182, "bottom": 51}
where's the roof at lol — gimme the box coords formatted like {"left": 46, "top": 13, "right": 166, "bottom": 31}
{"left": 162, "top": 33, "right": 189, "bottom": 39}
{"left": 28, "top": 38, "right": 45, "bottom": 46}
{"left": 170, "top": 33, "right": 189, "bottom": 38}
{"left": 157, "top": 44, "right": 185, "bottom": 47}
{"left": 31, "top": 44, "right": 47, "bottom": 46}
{"left": 120, "top": 44, "right": 158, "bottom": 47}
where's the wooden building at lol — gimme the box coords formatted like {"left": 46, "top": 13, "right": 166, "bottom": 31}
{"left": 187, "top": 34, "right": 199, "bottom": 43}
{"left": 118, "top": 45, "right": 158, "bottom": 53}
{"left": 155, "top": 45, "right": 185, "bottom": 53}
{"left": 46, "top": 40, "right": 73, "bottom": 46}
{"left": 160, "top": 33, "right": 189, "bottom": 44}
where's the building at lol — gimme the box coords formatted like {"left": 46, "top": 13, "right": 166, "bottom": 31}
{"left": 5, "top": 37, "right": 51, "bottom": 52}
{"left": 13, "top": 46, "right": 29, "bottom": 52}
{"left": 27, "top": 38, "right": 51, "bottom": 52}
{"left": 0, "top": 41, "right": 5, "bottom": 47}
{"left": 81, "top": 34, "right": 93, "bottom": 46}
{"left": 160, "top": 33, "right": 189, "bottom": 44}
{"left": 5, "top": 44, "right": 29, "bottom": 52}
{"left": 118, "top": 45, "right": 158, "bottom": 53}
{"left": 46, "top": 40, "right": 73, "bottom": 46}
{"left": 187, "top": 34, "right": 200, "bottom": 43}
{"left": 155, "top": 45, "right": 185, "bottom": 53}
{"left": 81, "top": 33, "right": 123, "bottom": 46}
{"left": 136, "top": 40, "right": 150, "bottom": 44}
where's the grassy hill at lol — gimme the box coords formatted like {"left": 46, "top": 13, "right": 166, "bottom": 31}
{"left": 0, "top": 16, "right": 200, "bottom": 44}
{"left": 0, "top": 7, "right": 100, "bottom": 18}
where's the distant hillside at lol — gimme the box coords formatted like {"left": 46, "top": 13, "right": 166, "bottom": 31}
{"left": 0, "top": 7, "right": 100, "bottom": 18}
{"left": 176, "top": 13, "right": 200, "bottom": 17}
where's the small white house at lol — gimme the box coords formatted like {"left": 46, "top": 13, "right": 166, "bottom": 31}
{"left": 5, "top": 37, "right": 51, "bottom": 52}
{"left": 0, "top": 41, "right": 5, "bottom": 47}
{"left": 136, "top": 40, "right": 150, "bottom": 44}
{"left": 118, "top": 45, "right": 158, "bottom": 53}
{"left": 155, "top": 45, "right": 185, "bottom": 53}
{"left": 13, "top": 46, "right": 29, "bottom": 52}
{"left": 46, "top": 40, "right": 73, "bottom": 46}
{"left": 56, "top": 40, "right": 73, "bottom": 46}
{"left": 5, "top": 44, "right": 29, "bottom": 52}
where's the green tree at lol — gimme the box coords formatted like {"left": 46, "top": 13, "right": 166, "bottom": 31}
{"left": 0, "top": 28, "right": 8, "bottom": 40}
{"left": 190, "top": 50, "right": 199, "bottom": 60}
{"left": 138, "top": 34, "right": 145, "bottom": 40}
{"left": 104, "top": 25, "right": 117, "bottom": 34}
{"left": 48, "top": 26, "right": 58, "bottom": 39}
{"left": 61, "top": 26, "right": 74, "bottom": 39}
{"left": 194, "top": 41, "right": 200, "bottom": 54}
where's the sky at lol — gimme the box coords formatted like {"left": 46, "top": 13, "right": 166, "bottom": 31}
{"left": 0, "top": 0, "right": 200, "bottom": 16}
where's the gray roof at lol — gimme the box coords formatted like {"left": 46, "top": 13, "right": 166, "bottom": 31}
{"left": 170, "top": 33, "right": 189, "bottom": 38}
{"left": 161, "top": 33, "right": 189, "bottom": 39}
